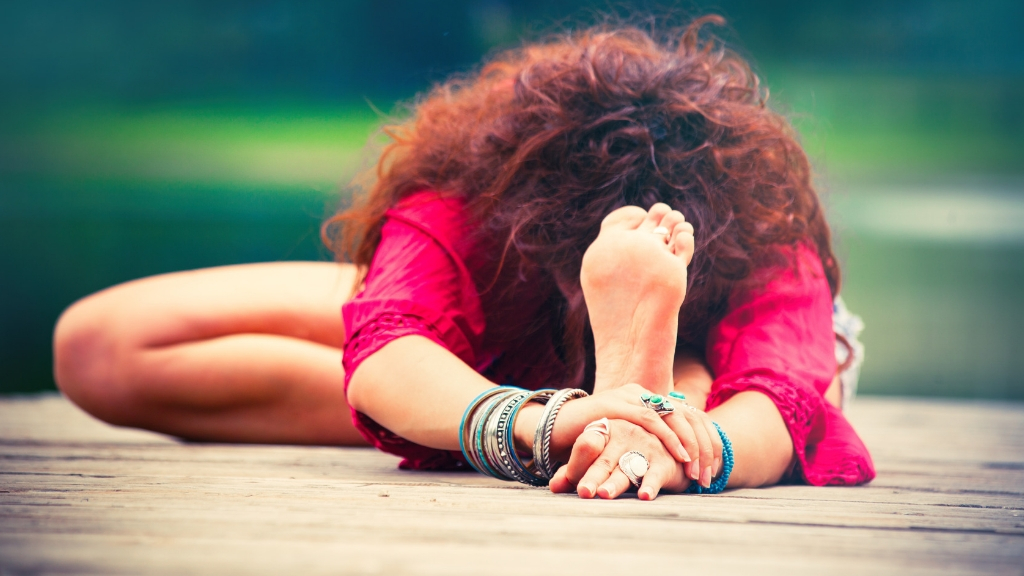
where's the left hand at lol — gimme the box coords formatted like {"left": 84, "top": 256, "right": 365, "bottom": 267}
{"left": 549, "top": 418, "right": 689, "bottom": 500}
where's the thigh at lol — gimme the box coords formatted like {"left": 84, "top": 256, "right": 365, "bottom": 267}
{"left": 75, "top": 262, "right": 360, "bottom": 350}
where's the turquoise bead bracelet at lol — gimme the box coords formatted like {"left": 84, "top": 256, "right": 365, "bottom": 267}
{"left": 685, "top": 421, "right": 734, "bottom": 494}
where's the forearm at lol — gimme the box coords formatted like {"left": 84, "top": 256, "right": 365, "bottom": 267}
{"left": 671, "top": 349, "right": 712, "bottom": 410}
{"left": 707, "top": 390, "right": 795, "bottom": 488}
{"left": 346, "top": 335, "right": 495, "bottom": 451}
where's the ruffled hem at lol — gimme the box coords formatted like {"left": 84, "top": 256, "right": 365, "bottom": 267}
{"left": 342, "top": 311, "right": 472, "bottom": 470}
{"left": 706, "top": 368, "right": 875, "bottom": 486}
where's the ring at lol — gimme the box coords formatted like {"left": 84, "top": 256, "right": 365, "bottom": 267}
{"left": 652, "top": 226, "right": 670, "bottom": 236}
{"left": 583, "top": 417, "right": 610, "bottom": 438}
{"left": 618, "top": 451, "right": 649, "bottom": 488}
{"left": 640, "top": 392, "right": 675, "bottom": 416}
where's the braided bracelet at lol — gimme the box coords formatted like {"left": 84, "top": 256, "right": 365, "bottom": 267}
{"left": 685, "top": 421, "right": 734, "bottom": 494}
{"left": 532, "top": 388, "right": 589, "bottom": 480}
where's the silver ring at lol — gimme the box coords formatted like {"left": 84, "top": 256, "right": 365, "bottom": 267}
{"left": 583, "top": 417, "right": 610, "bottom": 438}
{"left": 618, "top": 451, "right": 649, "bottom": 488}
{"left": 652, "top": 226, "right": 670, "bottom": 236}
{"left": 640, "top": 392, "right": 675, "bottom": 416}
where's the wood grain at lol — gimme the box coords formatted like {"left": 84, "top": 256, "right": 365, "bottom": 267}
{"left": 2, "top": 394, "right": 1023, "bottom": 575}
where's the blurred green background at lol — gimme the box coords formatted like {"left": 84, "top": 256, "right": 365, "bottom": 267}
{"left": 1, "top": 1, "right": 1022, "bottom": 398}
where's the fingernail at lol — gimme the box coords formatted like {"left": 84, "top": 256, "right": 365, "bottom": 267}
{"left": 690, "top": 461, "right": 700, "bottom": 481}
{"left": 578, "top": 484, "right": 593, "bottom": 498}
{"left": 639, "top": 488, "right": 652, "bottom": 501}
{"left": 678, "top": 444, "right": 691, "bottom": 462}
{"left": 701, "top": 466, "right": 713, "bottom": 488}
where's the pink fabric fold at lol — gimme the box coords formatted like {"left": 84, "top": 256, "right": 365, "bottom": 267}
{"left": 704, "top": 244, "right": 875, "bottom": 485}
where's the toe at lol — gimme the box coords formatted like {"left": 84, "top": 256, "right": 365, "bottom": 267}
{"left": 670, "top": 222, "right": 695, "bottom": 264}
{"left": 637, "top": 203, "right": 672, "bottom": 233}
{"left": 657, "top": 210, "right": 686, "bottom": 242}
{"left": 600, "top": 205, "right": 648, "bottom": 231}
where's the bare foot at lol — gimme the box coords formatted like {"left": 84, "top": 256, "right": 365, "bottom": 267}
{"left": 581, "top": 203, "right": 695, "bottom": 394}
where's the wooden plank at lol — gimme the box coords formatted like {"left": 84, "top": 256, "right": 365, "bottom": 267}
{"left": 2, "top": 394, "right": 1024, "bottom": 575}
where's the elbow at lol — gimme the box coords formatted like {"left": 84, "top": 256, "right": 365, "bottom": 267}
{"left": 344, "top": 361, "right": 375, "bottom": 415}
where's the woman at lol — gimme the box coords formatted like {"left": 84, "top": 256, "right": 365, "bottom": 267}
{"left": 53, "top": 17, "right": 874, "bottom": 500}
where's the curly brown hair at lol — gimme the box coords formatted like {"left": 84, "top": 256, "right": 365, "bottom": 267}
{"left": 324, "top": 15, "right": 839, "bottom": 388}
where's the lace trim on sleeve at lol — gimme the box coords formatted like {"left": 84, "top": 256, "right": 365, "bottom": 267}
{"left": 342, "top": 312, "right": 445, "bottom": 378}
{"left": 342, "top": 312, "right": 468, "bottom": 471}
{"left": 706, "top": 368, "right": 874, "bottom": 486}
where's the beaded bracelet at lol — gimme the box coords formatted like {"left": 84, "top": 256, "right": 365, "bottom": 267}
{"left": 685, "top": 421, "right": 734, "bottom": 494}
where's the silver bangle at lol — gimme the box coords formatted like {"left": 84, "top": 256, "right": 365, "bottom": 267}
{"left": 460, "top": 387, "right": 517, "bottom": 476}
{"left": 503, "top": 389, "right": 556, "bottom": 486}
{"left": 475, "top": 389, "right": 522, "bottom": 479}
{"left": 532, "top": 388, "right": 589, "bottom": 479}
{"left": 484, "top": 391, "right": 527, "bottom": 482}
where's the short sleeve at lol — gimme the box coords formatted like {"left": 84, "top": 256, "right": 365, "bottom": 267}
{"left": 704, "top": 244, "right": 875, "bottom": 486}
{"left": 342, "top": 192, "right": 485, "bottom": 470}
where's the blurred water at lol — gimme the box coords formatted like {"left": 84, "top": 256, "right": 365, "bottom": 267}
{"left": 2, "top": 177, "right": 1022, "bottom": 399}
{"left": 828, "top": 184, "right": 1024, "bottom": 400}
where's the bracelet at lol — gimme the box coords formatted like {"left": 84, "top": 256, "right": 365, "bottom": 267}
{"left": 484, "top": 391, "right": 529, "bottom": 482}
{"left": 685, "top": 421, "right": 734, "bottom": 494}
{"left": 459, "top": 387, "right": 521, "bottom": 477}
{"left": 459, "top": 386, "right": 563, "bottom": 485}
{"left": 503, "top": 389, "right": 556, "bottom": 486}
{"left": 532, "top": 388, "right": 589, "bottom": 480}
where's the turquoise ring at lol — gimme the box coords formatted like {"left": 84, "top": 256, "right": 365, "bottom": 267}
{"left": 640, "top": 392, "right": 675, "bottom": 416}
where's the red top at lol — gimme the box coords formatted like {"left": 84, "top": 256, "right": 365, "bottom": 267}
{"left": 342, "top": 191, "right": 875, "bottom": 485}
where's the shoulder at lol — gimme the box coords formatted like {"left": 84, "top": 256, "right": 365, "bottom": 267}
{"left": 729, "top": 242, "right": 830, "bottom": 308}
{"left": 385, "top": 190, "right": 471, "bottom": 246}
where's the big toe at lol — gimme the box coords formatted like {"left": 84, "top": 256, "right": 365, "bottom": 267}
{"left": 600, "top": 205, "right": 648, "bottom": 231}
{"left": 637, "top": 203, "right": 673, "bottom": 233}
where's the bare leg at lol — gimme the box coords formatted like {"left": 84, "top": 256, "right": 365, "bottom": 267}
{"left": 53, "top": 262, "right": 368, "bottom": 446}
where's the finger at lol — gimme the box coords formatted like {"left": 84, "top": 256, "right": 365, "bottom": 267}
{"left": 684, "top": 408, "right": 715, "bottom": 488}
{"left": 577, "top": 452, "right": 619, "bottom": 499}
{"left": 696, "top": 411, "right": 724, "bottom": 478}
{"left": 638, "top": 203, "right": 672, "bottom": 233}
{"left": 597, "top": 466, "right": 634, "bottom": 500}
{"left": 613, "top": 404, "right": 689, "bottom": 463}
{"left": 549, "top": 465, "right": 573, "bottom": 493}
{"left": 637, "top": 458, "right": 675, "bottom": 501}
{"left": 661, "top": 410, "right": 697, "bottom": 464}
{"left": 560, "top": 425, "right": 609, "bottom": 489}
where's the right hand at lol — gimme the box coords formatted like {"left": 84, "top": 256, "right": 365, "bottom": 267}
{"left": 548, "top": 383, "right": 721, "bottom": 478}
{"left": 550, "top": 418, "right": 690, "bottom": 500}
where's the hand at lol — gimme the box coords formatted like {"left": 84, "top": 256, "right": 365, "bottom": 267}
{"left": 549, "top": 419, "right": 687, "bottom": 500}
{"left": 545, "top": 383, "right": 689, "bottom": 464}
{"left": 668, "top": 400, "right": 723, "bottom": 486}
{"left": 550, "top": 383, "right": 722, "bottom": 482}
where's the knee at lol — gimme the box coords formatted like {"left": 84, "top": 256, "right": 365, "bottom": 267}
{"left": 53, "top": 296, "right": 136, "bottom": 425}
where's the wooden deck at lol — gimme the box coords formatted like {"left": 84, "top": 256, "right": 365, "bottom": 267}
{"left": 1, "top": 395, "right": 1022, "bottom": 575}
